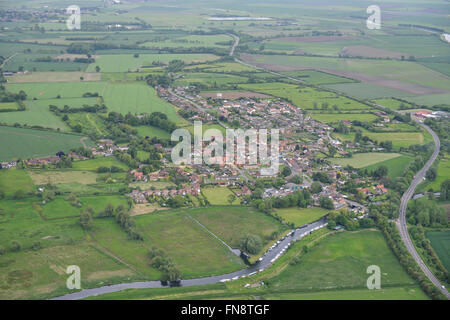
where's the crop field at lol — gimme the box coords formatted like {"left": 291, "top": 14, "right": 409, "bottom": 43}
{"left": 372, "top": 98, "right": 416, "bottom": 110}
{"left": 274, "top": 207, "right": 330, "bottom": 227}
{"left": 242, "top": 54, "right": 450, "bottom": 93}
{"left": 328, "top": 153, "right": 403, "bottom": 169}
{"left": 185, "top": 62, "right": 259, "bottom": 73}
{"left": 238, "top": 82, "right": 371, "bottom": 111}
{"left": 173, "top": 72, "right": 248, "bottom": 87}
{"left": 0, "top": 100, "right": 68, "bottom": 130}
{"left": 334, "top": 128, "right": 424, "bottom": 149}
{"left": 0, "top": 168, "right": 35, "bottom": 196}
{"left": 85, "top": 54, "right": 219, "bottom": 73}
{"left": 187, "top": 206, "right": 286, "bottom": 253}
{"left": 324, "top": 82, "right": 415, "bottom": 100}
{"left": 310, "top": 113, "right": 377, "bottom": 123}
{"left": 364, "top": 154, "right": 414, "bottom": 179}
{"left": 0, "top": 102, "right": 19, "bottom": 111}
{"left": 202, "top": 187, "right": 240, "bottom": 205}
{"left": 66, "top": 113, "right": 109, "bottom": 136}
{"left": 6, "top": 72, "right": 101, "bottom": 83}
{"left": 0, "top": 126, "right": 92, "bottom": 161}
{"left": 135, "top": 209, "right": 245, "bottom": 278}
{"left": 402, "top": 93, "right": 450, "bottom": 107}
{"left": 102, "top": 82, "right": 185, "bottom": 124}
{"left": 281, "top": 70, "right": 356, "bottom": 85}
{"left": 268, "top": 230, "right": 421, "bottom": 292}
{"left": 6, "top": 82, "right": 108, "bottom": 100}
{"left": 425, "top": 230, "right": 450, "bottom": 272}
{"left": 140, "top": 34, "right": 233, "bottom": 49}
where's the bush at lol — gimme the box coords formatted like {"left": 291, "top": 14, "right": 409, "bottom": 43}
{"left": 239, "top": 234, "right": 262, "bottom": 255}
{"left": 10, "top": 240, "right": 22, "bottom": 252}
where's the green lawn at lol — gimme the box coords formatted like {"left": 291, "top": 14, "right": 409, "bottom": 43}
{"left": 136, "top": 125, "right": 171, "bottom": 139}
{"left": 275, "top": 207, "right": 330, "bottom": 227}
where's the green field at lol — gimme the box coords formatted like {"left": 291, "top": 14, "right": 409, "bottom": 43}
{"left": 324, "top": 82, "right": 414, "bottom": 100}
{"left": 328, "top": 153, "right": 403, "bottom": 169}
{"left": 269, "top": 230, "right": 422, "bottom": 292}
{"left": 275, "top": 207, "right": 330, "bottom": 227}
{"left": 6, "top": 82, "right": 108, "bottom": 100}
{"left": 187, "top": 206, "right": 286, "bottom": 253}
{"left": 364, "top": 154, "right": 414, "bottom": 179}
{"left": 136, "top": 125, "right": 171, "bottom": 139}
{"left": 0, "top": 126, "right": 92, "bottom": 161}
{"left": 71, "top": 157, "right": 129, "bottom": 171}
{"left": 102, "top": 82, "right": 185, "bottom": 124}
{"left": 310, "top": 113, "right": 377, "bottom": 123}
{"left": 135, "top": 209, "right": 245, "bottom": 278}
{"left": 420, "top": 156, "right": 450, "bottom": 192}
{"left": 140, "top": 34, "right": 232, "bottom": 49}
{"left": 372, "top": 98, "right": 416, "bottom": 110}
{"left": 86, "top": 54, "right": 219, "bottom": 73}
{"left": 202, "top": 186, "right": 240, "bottom": 205}
{"left": 281, "top": 70, "right": 356, "bottom": 85}
{"left": 426, "top": 230, "right": 450, "bottom": 272}
{"left": 0, "top": 168, "right": 35, "bottom": 196}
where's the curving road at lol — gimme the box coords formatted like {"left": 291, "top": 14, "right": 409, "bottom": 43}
{"left": 397, "top": 120, "right": 449, "bottom": 299}
{"left": 52, "top": 218, "right": 327, "bottom": 300}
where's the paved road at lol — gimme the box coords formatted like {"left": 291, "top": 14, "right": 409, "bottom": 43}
{"left": 52, "top": 218, "right": 327, "bottom": 300}
{"left": 397, "top": 120, "right": 449, "bottom": 299}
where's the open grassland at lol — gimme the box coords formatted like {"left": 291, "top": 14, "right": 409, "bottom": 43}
{"left": 0, "top": 102, "right": 19, "bottom": 111}
{"left": 0, "top": 126, "right": 92, "bottom": 161}
{"left": 86, "top": 54, "right": 219, "bottom": 73}
{"left": 102, "top": 83, "right": 186, "bottom": 124}
{"left": 6, "top": 72, "right": 101, "bottom": 83}
{"left": 402, "top": 93, "right": 450, "bottom": 107}
{"left": 238, "top": 82, "right": 371, "bottom": 111}
{"left": 6, "top": 82, "right": 107, "bottom": 100}
{"left": 334, "top": 128, "right": 424, "bottom": 149}
{"left": 140, "top": 34, "right": 232, "bottom": 49}
{"left": 71, "top": 157, "right": 129, "bottom": 171}
{"left": 420, "top": 156, "right": 450, "bottom": 192}
{"left": 27, "top": 170, "right": 98, "bottom": 185}
{"left": 187, "top": 206, "right": 286, "bottom": 252}
{"left": 268, "top": 230, "right": 422, "bottom": 292}
{"left": 274, "top": 207, "right": 330, "bottom": 227}
{"left": 364, "top": 154, "right": 414, "bottom": 179}
{"left": 173, "top": 72, "right": 248, "bottom": 87}
{"left": 372, "top": 98, "right": 416, "bottom": 110}
{"left": 310, "top": 113, "right": 377, "bottom": 123}
{"left": 136, "top": 125, "right": 171, "bottom": 139}
{"left": 328, "top": 153, "right": 403, "bottom": 168}
{"left": 0, "top": 100, "right": 69, "bottom": 130}
{"left": 281, "top": 70, "right": 356, "bottom": 85}
{"left": 202, "top": 187, "right": 240, "bottom": 205}
{"left": 0, "top": 169, "right": 35, "bottom": 196}
{"left": 135, "top": 210, "right": 245, "bottom": 278}
{"left": 66, "top": 112, "right": 109, "bottom": 136}
{"left": 426, "top": 230, "right": 450, "bottom": 272}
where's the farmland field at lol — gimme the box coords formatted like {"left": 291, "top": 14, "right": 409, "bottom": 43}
{"left": 86, "top": 54, "right": 219, "bottom": 73}
{"left": 0, "top": 126, "right": 92, "bottom": 161}
{"left": 102, "top": 83, "right": 185, "bottom": 124}
{"left": 268, "top": 230, "right": 422, "bottom": 292}
{"left": 426, "top": 230, "right": 450, "bottom": 272}
{"left": 364, "top": 154, "right": 414, "bottom": 179}
{"left": 6, "top": 82, "right": 108, "bottom": 100}
{"left": 0, "top": 168, "right": 35, "bottom": 196}
{"left": 71, "top": 157, "right": 129, "bottom": 171}
{"left": 187, "top": 206, "right": 286, "bottom": 253}
{"left": 328, "top": 153, "right": 403, "bottom": 169}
